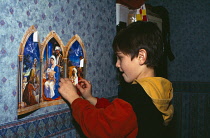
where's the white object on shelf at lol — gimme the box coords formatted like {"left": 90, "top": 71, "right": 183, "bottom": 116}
{"left": 116, "top": 3, "right": 129, "bottom": 25}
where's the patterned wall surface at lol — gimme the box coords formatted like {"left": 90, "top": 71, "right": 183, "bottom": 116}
{"left": 146, "top": 1, "right": 210, "bottom": 137}
{"left": 147, "top": 0, "right": 210, "bottom": 82}
{"left": 0, "top": 0, "right": 117, "bottom": 136}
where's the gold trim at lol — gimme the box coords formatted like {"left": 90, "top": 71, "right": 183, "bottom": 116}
{"left": 18, "top": 99, "right": 66, "bottom": 115}
{"left": 18, "top": 55, "right": 24, "bottom": 62}
{"left": 18, "top": 104, "right": 40, "bottom": 115}
{"left": 39, "top": 99, "right": 66, "bottom": 108}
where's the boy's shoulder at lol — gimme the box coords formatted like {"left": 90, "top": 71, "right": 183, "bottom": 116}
{"left": 134, "top": 77, "right": 173, "bottom": 100}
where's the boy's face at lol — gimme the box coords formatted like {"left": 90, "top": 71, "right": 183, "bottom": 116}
{"left": 115, "top": 51, "right": 142, "bottom": 83}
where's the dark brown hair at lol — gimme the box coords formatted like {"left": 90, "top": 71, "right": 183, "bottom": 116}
{"left": 112, "top": 21, "right": 163, "bottom": 68}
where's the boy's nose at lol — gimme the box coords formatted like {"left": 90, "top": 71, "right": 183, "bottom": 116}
{"left": 115, "top": 60, "right": 120, "bottom": 68}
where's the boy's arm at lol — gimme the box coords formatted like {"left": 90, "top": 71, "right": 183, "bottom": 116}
{"left": 71, "top": 98, "right": 137, "bottom": 138}
{"left": 76, "top": 79, "right": 111, "bottom": 108}
{"left": 95, "top": 97, "right": 111, "bottom": 108}
{"left": 76, "top": 78, "right": 97, "bottom": 105}
{"left": 58, "top": 78, "right": 137, "bottom": 137}
{"left": 77, "top": 82, "right": 111, "bottom": 108}
{"left": 84, "top": 96, "right": 97, "bottom": 106}
{"left": 59, "top": 78, "right": 80, "bottom": 104}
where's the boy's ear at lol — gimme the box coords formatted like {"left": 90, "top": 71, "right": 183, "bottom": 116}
{"left": 138, "top": 49, "right": 147, "bottom": 65}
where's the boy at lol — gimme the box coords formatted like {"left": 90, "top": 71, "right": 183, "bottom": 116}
{"left": 58, "top": 21, "right": 174, "bottom": 138}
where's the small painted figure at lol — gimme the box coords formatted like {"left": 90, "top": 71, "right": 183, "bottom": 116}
{"left": 22, "top": 69, "right": 38, "bottom": 106}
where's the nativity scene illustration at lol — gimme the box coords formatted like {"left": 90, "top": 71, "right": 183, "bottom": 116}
{"left": 18, "top": 26, "right": 86, "bottom": 115}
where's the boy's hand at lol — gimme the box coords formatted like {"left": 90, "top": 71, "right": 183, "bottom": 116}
{"left": 58, "top": 78, "right": 80, "bottom": 104}
{"left": 76, "top": 78, "right": 92, "bottom": 99}
{"left": 76, "top": 78, "right": 97, "bottom": 106}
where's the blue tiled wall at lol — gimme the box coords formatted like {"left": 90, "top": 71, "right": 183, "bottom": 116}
{"left": 146, "top": 0, "right": 210, "bottom": 82}
{"left": 0, "top": 0, "right": 117, "bottom": 137}
{"left": 146, "top": 0, "right": 210, "bottom": 137}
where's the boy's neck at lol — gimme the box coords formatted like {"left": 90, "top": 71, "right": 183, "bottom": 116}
{"left": 137, "top": 67, "right": 155, "bottom": 80}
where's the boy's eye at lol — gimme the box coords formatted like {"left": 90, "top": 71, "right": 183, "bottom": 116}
{"left": 117, "top": 56, "right": 121, "bottom": 59}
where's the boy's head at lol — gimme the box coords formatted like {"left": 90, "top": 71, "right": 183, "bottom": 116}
{"left": 112, "top": 21, "right": 163, "bottom": 68}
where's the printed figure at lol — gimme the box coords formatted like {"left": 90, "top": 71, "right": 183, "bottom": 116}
{"left": 22, "top": 77, "right": 28, "bottom": 91}
{"left": 22, "top": 69, "right": 39, "bottom": 106}
{"left": 44, "top": 55, "right": 60, "bottom": 100}
{"left": 44, "top": 70, "right": 56, "bottom": 98}
{"left": 53, "top": 46, "right": 63, "bottom": 67}
{"left": 70, "top": 67, "right": 78, "bottom": 85}
{"left": 53, "top": 46, "right": 63, "bottom": 77}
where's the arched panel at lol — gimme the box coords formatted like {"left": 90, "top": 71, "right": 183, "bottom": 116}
{"left": 65, "top": 34, "right": 87, "bottom": 85}
{"left": 18, "top": 26, "right": 41, "bottom": 115}
{"left": 39, "top": 31, "right": 65, "bottom": 108}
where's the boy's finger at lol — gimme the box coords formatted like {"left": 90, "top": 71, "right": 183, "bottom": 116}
{"left": 78, "top": 78, "right": 90, "bottom": 83}
{"left": 60, "top": 78, "right": 65, "bottom": 82}
{"left": 76, "top": 84, "right": 83, "bottom": 92}
{"left": 59, "top": 82, "right": 63, "bottom": 86}
{"left": 78, "top": 78, "right": 86, "bottom": 82}
{"left": 64, "top": 78, "right": 70, "bottom": 81}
